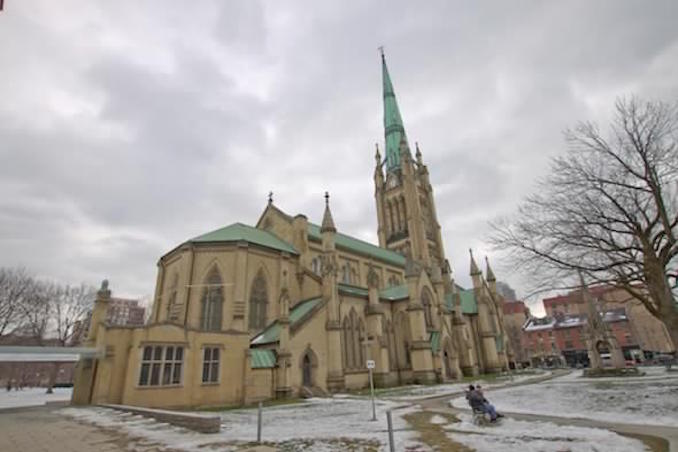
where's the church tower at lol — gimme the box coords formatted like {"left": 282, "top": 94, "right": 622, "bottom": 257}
{"left": 374, "top": 51, "right": 447, "bottom": 271}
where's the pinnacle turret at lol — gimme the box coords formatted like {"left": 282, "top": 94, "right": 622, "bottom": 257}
{"left": 320, "top": 192, "right": 336, "bottom": 233}
{"left": 469, "top": 249, "right": 481, "bottom": 276}
{"left": 485, "top": 256, "right": 496, "bottom": 282}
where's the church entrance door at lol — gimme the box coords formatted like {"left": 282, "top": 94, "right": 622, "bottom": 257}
{"left": 302, "top": 354, "right": 312, "bottom": 387}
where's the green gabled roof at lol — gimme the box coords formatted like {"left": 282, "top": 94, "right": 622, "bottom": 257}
{"left": 445, "top": 289, "right": 478, "bottom": 315}
{"left": 338, "top": 283, "right": 409, "bottom": 302}
{"left": 459, "top": 289, "right": 478, "bottom": 315}
{"left": 430, "top": 330, "right": 441, "bottom": 354}
{"left": 307, "top": 223, "right": 406, "bottom": 267}
{"left": 339, "top": 284, "right": 368, "bottom": 298}
{"left": 251, "top": 349, "right": 276, "bottom": 368}
{"left": 379, "top": 284, "right": 408, "bottom": 301}
{"left": 250, "top": 297, "right": 323, "bottom": 346}
{"left": 190, "top": 223, "right": 298, "bottom": 255}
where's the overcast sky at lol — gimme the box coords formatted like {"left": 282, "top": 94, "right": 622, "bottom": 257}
{"left": 1, "top": 1, "right": 677, "bottom": 314}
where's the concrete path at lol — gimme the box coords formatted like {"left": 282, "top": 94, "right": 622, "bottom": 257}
{"left": 416, "top": 371, "right": 678, "bottom": 452}
{"left": 0, "top": 405, "right": 130, "bottom": 452}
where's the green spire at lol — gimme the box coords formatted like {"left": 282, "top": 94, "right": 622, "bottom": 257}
{"left": 381, "top": 50, "right": 410, "bottom": 172}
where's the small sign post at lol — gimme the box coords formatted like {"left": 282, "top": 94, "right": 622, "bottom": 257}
{"left": 367, "top": 359, "right": 376, "bottom": 421}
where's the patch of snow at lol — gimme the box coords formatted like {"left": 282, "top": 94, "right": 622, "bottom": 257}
{"left": 62, "top": 397, "right": 425, "bottom": 452}
{"left": 452, "top": 370, "right": 678, "bottom": 427}
{"left": 0, "top": 387, "right": 72, "bottom": 409}
{"left": 429, "top": 414, "right": 447, "bottom": 424}
{"left": 445, "top": 413, "right": 648, "bottom": 452}
{"left": 381, "top": 370, "right": 550, "bottom": 401}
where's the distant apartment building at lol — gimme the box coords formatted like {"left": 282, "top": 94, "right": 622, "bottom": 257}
{"left": 542, "top": 285, "right": 674, "bottom": 357}
{"left": 73, "top": 297, "right": 146, "bottom": 345}
{"left": 106, "top": 298, "right": 146, "bottom": 326}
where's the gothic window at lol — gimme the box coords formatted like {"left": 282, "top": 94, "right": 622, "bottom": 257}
{"left": 166, "top": 273, "right": 179, "bottom": 322}
{"left": 400, "top": 197, "right": 407, "bottom": 231}
{"left": 422, "top": 287, "right": 434, "bottom": 328}
{"left": 311, "top": 257, "right": 321, "bottom": 275}
{"left": 394, "top": 312, "right": 411, "bottom": 369}
{"left": 343, "top": 316, "right": 353, "bottom": 369}
{"left": 249, "top": 269, "right": 268, "bottom": 330}
{"left": 351, "top": 268, "right": 359, "bottom": 285}
{"left": 394, "top": 201, "right": 402, "bottom": 232}
{"left": 343, "top": 309, "right": 366, "bottom": 370}
{"left": 342, "top": 264, "right": 350, "bottom": 284}
{"left": 200, "top": 267, "right": 223, "bottom": 332}
{"left": 388, "top": 203, "right": 395, "bottom": 235}
{"left": 385, "top": 320, "right": 397, "bottom": 371}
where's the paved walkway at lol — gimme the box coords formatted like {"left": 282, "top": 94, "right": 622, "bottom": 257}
{"left": 417, "top": 370, "right": 678, "bottom": 452}
{"left": 0, "top": 405, "right": 131, "bottom": 452}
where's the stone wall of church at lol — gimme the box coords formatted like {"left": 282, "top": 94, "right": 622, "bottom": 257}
{"left": 153, "top": 244, "right": 300, "bottom": 336}
{"left": 83, "top": 323, "right": 250, "bottom": 409}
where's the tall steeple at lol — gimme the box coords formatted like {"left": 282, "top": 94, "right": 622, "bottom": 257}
{"left": 381, "top": 49, "right": 410, "bottom": 172}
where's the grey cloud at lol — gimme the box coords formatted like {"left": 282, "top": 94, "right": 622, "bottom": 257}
{"left": 1, "top": 1, "right": 677, "bottom": 304}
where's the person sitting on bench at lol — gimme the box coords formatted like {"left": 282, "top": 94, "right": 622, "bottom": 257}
{"left": 466, "top": 385, "right": 498, "bottom": 422}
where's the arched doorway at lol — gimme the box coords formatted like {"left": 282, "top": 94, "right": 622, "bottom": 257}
{"left": 302, "top": 354, "right": 312, "bottom": 387}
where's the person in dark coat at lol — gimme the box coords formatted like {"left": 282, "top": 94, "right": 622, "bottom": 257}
{"left": 466, "top": 384, "right": 498, "bottom": 421}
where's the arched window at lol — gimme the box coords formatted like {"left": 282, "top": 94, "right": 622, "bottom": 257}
{"left": 343, "top": 317, "right": 353, "bottom": 369}
{"left": 400, "top": 197, "right": 407, "bottom": 231}
{"left": 388, "top": 203, "right": 395, "bottom": 236}
{"left": 311, "top": 257, "right": 320, "bottom": 275}
{"left": 200, "top": 267, "right": 223, "bottom": 331}
{"left": 351, "top": 268, "right": 359, "bottom": 285}
{"left": 343, "top": 309, "right": 366, "bottom": 370}
{"left": 394, "top": 312, "right": 411, "bottom": 369}
{"left": 248, "top": 269, "right": 268, "bottom": 330}
{"left": 166, "top": 273, "right": 179, "bottom": 322}
{"left": 342, "top": 264, "right": 350, "bottom": 284}
{"left": 422, "top": 287, "right": 434, "bottom": 329}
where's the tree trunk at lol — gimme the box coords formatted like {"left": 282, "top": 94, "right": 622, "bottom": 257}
{"left": 45, "top": 362, "right": 57, "bottom": 394}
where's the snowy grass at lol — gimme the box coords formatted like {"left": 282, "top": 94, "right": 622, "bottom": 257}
{"left": 0, "top": 387, "right": 72, "bottom": 409}
{"left": 445, "top": 412, "right": 648, "bottom": 452}
{"left": 62, "top": 396, "right": 425, "bottom": 451}
{"left": 372, "top": 370, "right": 550, "bottom": 401}
{"left": 452, "top": 368, "right": 678, "bottom": 427}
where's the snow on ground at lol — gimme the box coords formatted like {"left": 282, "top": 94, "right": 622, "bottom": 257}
{"left": 452, "top": 368, "right": 678, "bottom": 427}
{"left": 376, "top": 370, "right": 550, "bottom": 401}
{"left": 0, "top": 387, "right": 72, "bottom": 409}
{"left": 62, "top": 396, "right": 425, "bottom": 452}
{"left": 445, "top": 413, "right": 648, "bottom": 452}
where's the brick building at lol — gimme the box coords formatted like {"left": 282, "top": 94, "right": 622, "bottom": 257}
{"left": 542, "top": 286, "right": 674, "bottom": 358}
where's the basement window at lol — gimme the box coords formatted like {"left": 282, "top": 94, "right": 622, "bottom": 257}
{"left": 202, "top": 347, "right": 220, "bottom": 383}
{"left": 138, "top": 345, "right": 183, "bottom": 387}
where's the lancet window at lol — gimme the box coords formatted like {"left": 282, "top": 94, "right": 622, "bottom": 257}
{"left": 200, "top": 267, "right": 223, "bottom": 331}
{"left": 248, "top": 269, "right": 268, "bottom": 330}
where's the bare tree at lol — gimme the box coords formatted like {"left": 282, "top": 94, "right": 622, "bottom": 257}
{"left": 53, "top": 284, "right": 95, "bottom": 347}
{"left": 491, "top": 97, "right": 678, "bottom": 351}
{"left": 0, "top": 268, "right": 34, "bottom": 338}
{"left": 19, "top": 280, "right": 55, "bottom": 346}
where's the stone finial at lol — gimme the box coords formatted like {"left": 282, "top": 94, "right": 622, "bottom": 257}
{"left": 268, "top": 191, "right": 273, "bottom": 205}
{"left": 415, "top": 142, "right": 422, "bottom": 164}
{"left": 320, "top": 192, "right": 336, "bottom": 233}
{"left": 375, "top": 143, "right": 381, "bottom": 164}
{"left": 98, "top": 279, "right": 111, "bottom": 299}
{"left": 469, "top": 249, "right": 481, "bottom": 276}
{"left": 485, "top": 256, "right": 496, "bottom": 282}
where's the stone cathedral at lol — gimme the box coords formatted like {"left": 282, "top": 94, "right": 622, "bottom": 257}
{"left": 72, "top": 54, "right": 510, "bottom": 409}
